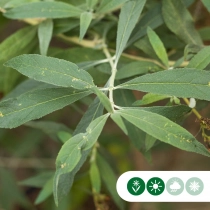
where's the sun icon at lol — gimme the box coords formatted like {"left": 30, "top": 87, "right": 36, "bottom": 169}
{"left": 147, "top": 177, "right": 165, "bottom": 195}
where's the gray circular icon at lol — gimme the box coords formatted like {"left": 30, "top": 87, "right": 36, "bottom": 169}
{"left": 166, "top": 177, "right": 184, "bottom": 195}
{"left": 185, "top": 177, "right": 204, "bottom": 196}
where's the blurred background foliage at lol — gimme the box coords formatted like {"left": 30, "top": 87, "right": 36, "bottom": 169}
{"left": 0, "top": 0, "right": 210, "bottom": 209}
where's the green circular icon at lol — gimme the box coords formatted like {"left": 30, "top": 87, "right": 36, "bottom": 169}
{"left": 166, "top": 177, "right": 184, "bottom": 196}
{"left": 185, "top": 177, "right": 204, "bottom": 196}
{"left": 127, "top": 177, "right": 145, "bottom": 196}
{"left": 147, "top": 177, "right": 165, "bottom": 195}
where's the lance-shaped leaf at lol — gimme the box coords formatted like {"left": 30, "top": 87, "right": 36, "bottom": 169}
{"left": 117, "top": 109, "right": 210, "bottom": 157}
{"left": 54, "top": 94, "right": 105, "bottom": 205}
{"left": 4, "top": 54, "right": 94, "bottom": 89}
{"left": 147, "top": 27, "right": 168, "bottom": 68}
{"left": 116, "top": 61, "right": 161, "bottom": 80}
{"left": 92, "top": 87, "right": 113, "bottom": 113}
{"left": 38, "top": 19, "right": 53, "bottom": 56}
{"left": 0, "top": 87, "right": 91, "bottom": 128}
{"left": 97, "top": 154, "right": 125, "bottom": 210}
{"left": 133, "top": 93, "right": 170, "bottom": 106}
{"left": 4, "top": 2, "right": 83, "bottom": 19}
{"left": 116, "top": 68, "right": 210, "bottom": 101}
{"left": 54, "top": 114, "right": 109, "bottom": 205}
{"left": 90, "top": 162, "right": 101, "bottom": 193}
{"left": 187, "top": 46, "right": 210, "bottom": 69}
{"left": 128, "top": 3, "right": 163, "bottom": 46}
{"left": 0, "top": 26, "right": 37, "bottom": 93}
{"left": 86, "top": 0, "right": 98, "bottom": 9}
{"left": 115, "top": 0, "right": 146, "bottom": 65}
{"left": 97, "top": 0, "right": 127, "bottom": 13}
{"left": 80, "top": 12, "right": 92, "bottom": 40}
{"left": 162, "top": 0, "right": 202, "bottom": 45}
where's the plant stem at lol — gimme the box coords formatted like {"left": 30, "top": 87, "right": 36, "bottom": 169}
{"left": 183, "top": 98, "right": 201, "bottom": 119}
{"left": 102, "top": 45, "right": 116, "bottom": 111}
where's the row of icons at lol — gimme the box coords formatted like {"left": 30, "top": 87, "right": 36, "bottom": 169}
{"left": 127, "top": 177, "right": 204, "bottom": 196}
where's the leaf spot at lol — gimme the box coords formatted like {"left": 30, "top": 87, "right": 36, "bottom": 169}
{"left": 72, "top": 78, "right": 78, "bottom": 82}
{"left": 61, "top": 163, "right": 66, "bottom": 168}
{"left": 18, "top": 103, "right": 22, "bottom": 106}
{"left": 208, "top": 82, "right": 210, "bottom": 86}
{"left": 0, "top": 112, "right": 3, "bottom": 117}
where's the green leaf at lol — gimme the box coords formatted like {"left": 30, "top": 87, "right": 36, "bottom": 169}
{"left": 202, "top": 0, "right": 210, "bottom": 12}
{"left": 57, "top": 131, "right": 72, "bottom": 144}
{"left": 115, "top": 0, "right": 146, "bottom": 65}
{"left": 4, "top": 1, "right": 83, "bottom": 19}
{"left": 19, "top": 172, "right": 54, "bottom": 188}
{"left": 147, "top": 27, "right": 168, "bottom": 67}
{"left": 55, "top": 114, "right": 109, "bottom": 175}
{"left": 86, "top": 0, "right": 98, "bottom": 9}
{"left": 145, "top": 134, "right": 157, "bottom": 151}
{"left": 38, "top": 19, "right": 53, "bottom": 56}
{"left": 117, "top": 109, "right": 210, "bottom": 157}
{"left": 116, "top": 61, "right": 160, "bottom": 80}
{"left": 116, "top": 68, "right": 210, "bottom": 101}
{"left": 5, "top": 54, "right": 94, "bottom": 89}
{"left": 162, "top": 0, "right": 202, "bottom": 45}
{"left": 53, "top": 93, "right": 105, "bottom": 205}
{"left": 80, "top": 12, "right": 92, "bottom": 40}
{"left": 114, "top": 89, "right": 147, "bottom": 151}
{"left": 0, "top": 87, "right": 91, "bottom": 128}
{"left": 97, "top": 154, "right": 125, "bottom": 210}
{"left": 111, "top": 113, "right": 128, "bottom": 135}
{"left": 4, "top": 0, "right": 39, "bottom": 9}
{"left": 53, "top": 18, "right": 79, "bottom": 34}
{"left": 35, "top": 177, "right": 53, "bottom": 205}
{"left": 199, "top": 27, "right": 210, "bottom": 41}
{"left": 54, "top": 114, "right": 109, "bottom": 205}
{"left": 0, "top": 26, "right": 37, "bottom": 93}
{"left": 187, "top": 46, "right": 210, "bottom": 69}
{"left": 25, "top": 121, "right": 72, "bottom": 142}
{"left": 133, "top": 93, "right": 170, "bottom": 106}
{"left": 90, "top": 162, "right": 101, "bottom": 193}
{"left": 97, "top": 0, "right": 127, "bottom": 13}
{"left": 92, "top": 87, "right": 113, "bottom": 113}
{"left": 128, "top": 3, "right": 163, "bottom": 46}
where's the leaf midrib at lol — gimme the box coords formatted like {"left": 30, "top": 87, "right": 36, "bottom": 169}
{"left": 19, "top": 62, "right": 92, "bottom": 87}
{"left": 1, "top": 90, "right": 91, "bottom": 117}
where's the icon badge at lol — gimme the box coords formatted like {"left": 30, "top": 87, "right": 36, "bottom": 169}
{"left": 127, "top": 177, "right": 145, "bottom": 196}
{"left": 185, "top": 177, "right": 204, "bottom": 196}
{"left": 147, "top": 177, "right": 165, "bottom": 195}
{"left": 166, "top": 177, "right": 184, "bottom": 195}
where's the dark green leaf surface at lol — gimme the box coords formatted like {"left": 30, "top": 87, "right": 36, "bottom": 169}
{"left": 162, "top": 0, "right": 202, "bottom": 45}
{"left": 4, "top": 2, "right": 83, "bottom": 19}
{"left": 128, "top": 3, "right": 163, "bottom": 46}
{"left": 0, "top": 26, "right": 37, "bottom": 93}
{"left": 5, "top": 54, "right": 94, "bottom": 89}
{"left": 0, "top": 87, "right": 91, "bottom": 128}
{"left": 118, "top": 109, "right": 210, "bottom": 157}
{"left": 187, "top": 46, "right": 210, "bottom": 69}
{"left": 115, "top": 0, "right": 146, "bottom": 65}
{"left": 38, "top": 19, "right": 53, "bottom": 56}
{"left": 97, "top": 154, "right": 125, "bottom": 210}
{"left": 97, "top": 0, "right": 127, "bottom": 13}
{"left": 116, "top": 61, "right": 160, "bottom": 80}
{"left": 80, "top": 12, "right": 92, "bottom": 40}
{"left": 116, "top": 69, "right": 210, "bottom": 101}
